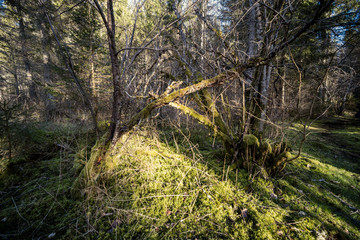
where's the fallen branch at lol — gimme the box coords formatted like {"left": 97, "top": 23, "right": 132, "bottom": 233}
{"left": 168, "top": 102, "right": 232, "bottom": 147}
{"left": 112, "top": 0, "right": 335, "bottom": 143}
{"left": 114, "top": 67, "right": 246, "bottom": 143}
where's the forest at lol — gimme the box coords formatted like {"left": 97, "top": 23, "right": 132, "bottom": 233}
{"left": 0, "top": 0, "right": 359, "bottom": 239}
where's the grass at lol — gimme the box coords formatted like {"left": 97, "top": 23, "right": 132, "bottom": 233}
{"left": 0, "top": 117, "right": 359, "bottom": 239}
{"left": 0, "top": 122, "right": 95, "bottom": 239}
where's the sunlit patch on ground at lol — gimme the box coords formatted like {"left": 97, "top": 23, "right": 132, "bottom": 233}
{"left": 0, "top": 117, "right": 359, "bottom": 239}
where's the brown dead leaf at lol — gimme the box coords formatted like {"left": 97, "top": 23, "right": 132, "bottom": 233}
{"left": 96, "top": 156, "right": 102, "bottom": 165}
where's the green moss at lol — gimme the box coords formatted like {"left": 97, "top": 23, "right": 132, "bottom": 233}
{"left": 78, "top": 129, "right": 295, "bottom": 238}
{"left": 276, "top": 151, "right": 292, "bottom": 161}
{"left": 243, "top": 134, "right": 260, "bottom": 147}
{"left": 0, "top": 122, "right": 93, "bottom": 239}
{"left": 260, "top": 139, "right": 273, "bottom": 154}
{"left": 2, "top": 117, "right": 360, "bottom": 239}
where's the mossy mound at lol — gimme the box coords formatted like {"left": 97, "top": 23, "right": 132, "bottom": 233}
{"left": 80, "top": 129, "right": 289, "bottom": 239}
{"left": 2, "top": 118, "right": 360, "bottom": 239}
{"left": 238, "top": 135, "right": 292, "bottom": 177}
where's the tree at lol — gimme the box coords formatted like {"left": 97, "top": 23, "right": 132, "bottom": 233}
{"left": 1, "top": 0, "right": 359, "bottom": 178}
{"left": 80, "top": 0, "right": 342, "bottom": 177}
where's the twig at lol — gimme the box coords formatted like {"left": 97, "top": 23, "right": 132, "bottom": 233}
{"left": 11, "top": 197, "right": 30, "bottom": 226}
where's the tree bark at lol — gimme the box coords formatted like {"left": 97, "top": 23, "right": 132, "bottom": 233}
{"left": 38, "top": 17, "right": 53, "bottom": 118}
{"left": 259, "top": 63, "right": 272, "bottom": 132}
{"left": 10, "top": 48, "right": 20, "bottom": 97}
{"left": 15, "top": 1, "right": 36, "bottom": 100}
{"left": 92, "top": 0, "right": 122, "bottom": 142}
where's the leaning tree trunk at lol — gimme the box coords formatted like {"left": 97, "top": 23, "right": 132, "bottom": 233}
{"left": 92, "top": 0, "right": 122, "bottom": 142}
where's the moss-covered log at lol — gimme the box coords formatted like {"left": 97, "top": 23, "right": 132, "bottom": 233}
{"left": 168, "top": 102, "right": 233, "bottom": 152}
{"left": 71, "top": 134, "right": 109, "bottom": 197}
{"left": 114, "top": 69, "right": 243, "bottom": 142}
{"left": 196, "top": 89, "right": 232, "bottom": 138}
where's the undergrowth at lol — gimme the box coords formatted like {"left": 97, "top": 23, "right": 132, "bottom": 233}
{"left": 0, "top": 122, "right": 96, "bottom": 239}
{"left": 0, "top": 117, "right": 359, "bottom": 239}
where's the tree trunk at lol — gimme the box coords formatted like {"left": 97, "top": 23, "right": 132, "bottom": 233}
{"left": 337, "top": 78, "right": 353, "bottom": 115}
{"left": 39, "top": 18, "right": 54, "bottom": 118}
{"left": 92, "top": 0, "right": 122, "bottom": 141}
{"left": 259, "top": 63, "right": 272, "bottom": 132}
{"left": 41, "top": 3, "right": 99, "bottom": 133}
{"left": 16, "top": 2, "right": 36, "bottom": 101}
{"left": 10, "top": 48, "right": 20, "bottom": 98}
{"left": 247, "top": 0, "right": 257, "bottom": 58}
{"left": 107, "top": 0, "right": 123, "bottom": 142}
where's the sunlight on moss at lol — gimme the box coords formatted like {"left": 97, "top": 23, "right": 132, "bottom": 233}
{"left": 2, "top": 118, "right": 360, "bottom": 239}
{"left": 78, "top": 129, "right": 303, "bottom": 239}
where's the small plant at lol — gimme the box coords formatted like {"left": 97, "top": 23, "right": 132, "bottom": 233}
{"left": 236, "top": 134, "right": 293, "bottom": 178}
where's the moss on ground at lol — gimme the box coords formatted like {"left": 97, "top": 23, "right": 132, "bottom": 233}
{"left": 80, "top": 129, "right": 287, "bottom": 239}
{"left": 0, "top": 122, "right": 95, "bottom": 239}
{"left": 1, "top": 117, "right": 360, "bottom": 239}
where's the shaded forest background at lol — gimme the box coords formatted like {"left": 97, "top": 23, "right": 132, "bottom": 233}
{"left": 1, "top": 0, "right": 359, "bottom": 134}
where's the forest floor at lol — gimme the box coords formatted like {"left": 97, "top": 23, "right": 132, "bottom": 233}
{"left": 0, "top": 116, "right": 359, "bottom": 239}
